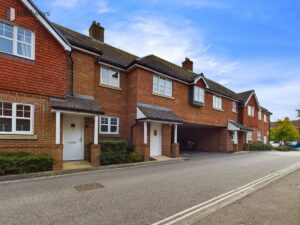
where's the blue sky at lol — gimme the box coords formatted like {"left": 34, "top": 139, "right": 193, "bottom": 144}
{"left": 34, "top": 0, "right": 300, "bottom": 121}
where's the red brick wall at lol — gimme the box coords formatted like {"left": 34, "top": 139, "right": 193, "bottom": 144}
{"left": 0, "top": 90, "right": 56, "bottom": 155}
{"left": 241, "top": 95, "right": 259, "bottom": 128}
{"left": 0, "top": 0, "right": 69, "bottom": 98}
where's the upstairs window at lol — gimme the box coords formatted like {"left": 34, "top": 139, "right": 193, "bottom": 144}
{"left": 264, "top": 114, "right": 268, "bottom": 123}
{"left": 232, "top": 102, "right": 237, "bottom": 113}
{"left": 248, "top": 106, "right": 255, "bottom": 117}
{"left": 0, "top": 102, "right": 34, "bottom": 134}
{"left": 213, "top": 96, "right": 222, "bottom": 110}
{"left": 194, "top": 86, "right": 205, "bottom": 104}
{"left": 153, "top": 75, "right": 172, "bottom": 97}
{"left": 100, "top": 67, "right": 120, "bottom": 88}
{"left": 258, "top": 110, "right": 262, "bottom": 120}
{"left": 99, "top": 116, "right": 119, "bottom": 134}
{"left": 0, "top": 22, "right": 35, "bottom": 60}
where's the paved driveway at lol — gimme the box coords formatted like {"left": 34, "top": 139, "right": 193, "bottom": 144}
{"left": 0, "top": 151, "right": 300, "bottom": 225}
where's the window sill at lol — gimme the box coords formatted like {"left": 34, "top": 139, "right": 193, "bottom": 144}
{"left": 99, "top": 134, "right": 120, "bottom": 138}
{"left": 0, "top": 134, "right": 37, "bottom": 140}
{"left": 0, "top": 52, "right": 35, "bottom": 63}
{"left": 99, "top": 84, "right": 122, "bottom": 91}
{"left": 152, "top": 92, "right": 175, "bottom": 100}
{"left": 232, "top": 110, "right": 238, "bottom": 114}
{"left": 213, "top": 107, "right": 224, "bottom": 112}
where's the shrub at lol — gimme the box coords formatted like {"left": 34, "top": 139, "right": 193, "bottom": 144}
{"left": 273, "top": 146, "right": 293, "bottom": 151}
{"left": 0, "top": 152, "right": 53, "bottom": 176}
{"left": 249, "top": 143, "right": 273, "bottom": 151}
{"left": 126, "top": 152, "right": 143, "bottom": 163}
{"left": 100, "top": 141, "right": 128, "bottom": 165}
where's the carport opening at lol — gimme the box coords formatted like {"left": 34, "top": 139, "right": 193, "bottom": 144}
{"left": 178, "top": 123, "right": 229, "bottom": 153}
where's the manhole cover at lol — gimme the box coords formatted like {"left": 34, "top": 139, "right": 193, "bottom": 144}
{"left": 74, "top": 183, "right": 104, "bottom": 192}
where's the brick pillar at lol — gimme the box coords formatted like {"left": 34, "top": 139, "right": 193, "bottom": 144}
{"left": 90, "top": 144, "right": 101, "bottom": 167}
{"left": 162, "top": 124, "right": 172, "bottom": 157}
{"left": 143, "top": 144, "right": 150, "bottom": 161}
{"left": 52, "top": 144, "right": 63, "bottom": 171}
{"left": 171, "top": 143, "right": 180, "bottom": 158}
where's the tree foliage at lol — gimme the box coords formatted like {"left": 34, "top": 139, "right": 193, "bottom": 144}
{"left": 297, "top": 109, "right": 300, "bottom": 118}
{"left": 272, "top": 117, "right": 299, "bottom": 143}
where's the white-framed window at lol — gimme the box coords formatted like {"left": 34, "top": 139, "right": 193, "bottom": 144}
{"left": 0, "top": 22, "right": 35, "bottom": 60}
{"left": 0, "top": 102, "right": 34, "bottom": 134}
{"left": 213, "top": 96, "right": 223, "bottom": 110}
{"left": 248, "top": 106, "right": 255, "bottom": 117}
{"left": 232, "top": 101, "right": 237, "bottom": 113}
{"left": 194, "top": 86, "right": 205, "bottom": 103}
{"left": 247, "top": 131, "right": 253, "bottom": 142}
{"left": 264, "top": 114, "right": 268, "bottom": 123}
{"left": 258, "top": 110, "right": 262, "bottom": 120}
{"left": 257, "top": 131, "right": 262, "bottom": 141}
{"left": 99, "top": 116, "right": 119, "bottom": 134}
{"left": 100, "top": 67, "right": 120, "bottom": 88}
{"left": 153, "top": 75, "right": 172, "bottom": 97}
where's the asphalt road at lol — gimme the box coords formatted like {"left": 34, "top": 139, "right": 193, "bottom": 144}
{"left": 196, "top": 166, "right": 300, "bottom": 225}
{"left": 1, "top": 151, "right": 300, "bottom": 225}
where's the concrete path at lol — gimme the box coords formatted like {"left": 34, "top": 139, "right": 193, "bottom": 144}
{"left": 196, "top": 167, "right": 300, "bottom": 225}
{"left": 0, "top": 151, "right": 300, "bottom": 225}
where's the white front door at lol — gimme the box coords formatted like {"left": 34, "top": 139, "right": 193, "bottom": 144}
{"left": 63, "top": 116, "right": 84, "bottom": 161}
{"left": 150, "top": 122, "right": 162, "bottom": 156}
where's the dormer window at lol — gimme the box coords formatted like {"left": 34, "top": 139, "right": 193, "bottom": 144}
{"left": 258, "top": 110, "right": 262, "bottom": 120}
{"left": 0, "top": 22, "right": 35, "bottom": 60}
{"left": 100, "top": 66, "right": 120, "bottom": 88}
{"left": 248, "top": 106, "right": 254, "bottom": 117}
{"left": 193, "top": 86, "right": 205, "bottom": 104}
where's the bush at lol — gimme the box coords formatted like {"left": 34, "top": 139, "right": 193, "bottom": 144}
{"left": 0, "top": 152, "right": 53, "bottom": 176}
{"left": 126, "top": 152, "right": 143, "bottom": 163}
{"left": 100, "top": 141, "right": 128, "bottom": 165}
{"left": 249, "top": 143, "right": 273, "bottom": 151}
{"left": 273, "top": 146, "right": 293, "bottom": 151}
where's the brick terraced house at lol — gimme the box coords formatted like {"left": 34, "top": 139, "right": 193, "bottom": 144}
{"left": 0, "top": 0, "right": 271, "bottom": 170}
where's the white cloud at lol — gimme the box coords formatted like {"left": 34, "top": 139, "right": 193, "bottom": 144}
{"left": 152, "top": 0, "right": 228, "bottom": 9}
{"left": 95, "top": 0, "right": 114, "bottom": 14}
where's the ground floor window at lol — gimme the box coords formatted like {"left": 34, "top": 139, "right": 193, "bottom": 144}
{"left": 0, "top": 102, "right": 34, "bottom": 134}
{"left": 247, "top": 131, "right": 253, "bottom": 142}
{"left": 257, "top": 131, "right": 262, "bottom": 141}
{"left": 99, "top": 116, "right": 119, "bottom": 134}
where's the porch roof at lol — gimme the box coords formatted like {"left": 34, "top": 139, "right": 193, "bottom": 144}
{"left": 228, "top": 120, "right": 253, "bottom": 132}
{"left": 137, "top": 103, "right": 183, "bottom": 124}
{"left": 50, "top": 94, "right": 103, "bottom": 114}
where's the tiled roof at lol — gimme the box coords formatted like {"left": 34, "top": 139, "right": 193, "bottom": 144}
{"left": 137, "top": 103, "right": 183, "bottom": 123}
{"left": 50, "top": 94, "right": 102, "bottom": 114}
{"left": 206, "top": 78, "right": 239, "bottom": 100}
{"left": 53, "top": 23, "right": 138, "bottom": 68}
{"left": 237, "top": 90, "right": 253, "bottom": 103}
{"left": 228, "top": 120, "right": 253, "bottom": 131}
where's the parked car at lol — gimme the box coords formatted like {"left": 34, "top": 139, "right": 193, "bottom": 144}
{"left": 270, "top": 141, "right": 281, "bottom": 147}
{"left": 288, "top": 142, "right": 300, "bottom": 148}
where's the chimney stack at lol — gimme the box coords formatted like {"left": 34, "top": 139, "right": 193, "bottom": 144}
{"left": 89, "top": 21, "right": 105, "bottom": 42}
{"left": 182, "top": 57, "right": 193, "bottom": 71}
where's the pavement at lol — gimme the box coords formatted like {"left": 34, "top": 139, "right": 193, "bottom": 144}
{"left": 0, "top": 151, "right": 300, "bottom": 225}
{"left": 196, "top": 167, "right": 300, "bottom": 225}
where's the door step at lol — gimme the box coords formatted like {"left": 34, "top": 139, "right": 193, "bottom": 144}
{"left": 63, "top": 161, "right": 93, "bottom": 170}
{"left": 151, "top": 155, "right": 172, "bottom": 161}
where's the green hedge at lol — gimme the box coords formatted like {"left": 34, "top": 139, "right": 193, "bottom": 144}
{"left": 249, "top": 143, "right": 273, "bottom": 151}
{"left": 0, "top": 152, "right": 53, "bottom": 176}
{"left": 126, "top": 152, "right": 143, "bottom": 163}
{"left": 273, "top": 146, "right": 293, "bottom": 151}
{"left": 100, "top": 141, "right": 129, "bottom": 165}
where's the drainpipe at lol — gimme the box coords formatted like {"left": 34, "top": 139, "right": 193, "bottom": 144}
{"left": 68, "top": 50, "right": 74, "bottom": 96}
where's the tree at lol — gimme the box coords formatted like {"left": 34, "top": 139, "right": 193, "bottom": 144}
{"left": 297, "top": 109, "right": 300, "bottom": 118}
{"left": 272, "top": 117, "right": 299, "bottom": 143}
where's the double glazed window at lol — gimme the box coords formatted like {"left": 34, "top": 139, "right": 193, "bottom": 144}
{"left": 257, "top": 131, "right": 262, "bottom": 141}
{"left": 232, "top": 102, "right": 237, "bottom": 113}
{"left": 264, "top": 114, "right": 268, "bottom": 123}
{"left": 248, "top": 106, "right": 255, "bottom": 117}
{"left": 0, "top": 102, "right": 34, "bottom": 134}
{"left": 153, "top": 75, "right": 172, "bottom": 97}
{"left": 194, "top": 86, "right": 205, "bottom": 103}
{"left": 213, "top": 96, "right": 222, "bottom": 110}
{"left": 0, "top": 22, "right": 35, "bottom": 59}
{"left": 258, "top": 110, "right": 262, "bottom": 120}
{"left": 99, "top": 116, "right": 119, "bottom": 134}
{"left": 247, "top": 131, "right": 253, "bottom": 142}
{"left": 100, "top": 67, "right": 120, "bottom": 88}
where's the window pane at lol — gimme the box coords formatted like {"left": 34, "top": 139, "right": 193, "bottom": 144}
{"left": 0, "top": 23, "right": 13, "bottom": 38}
{"left": 101, "top": 125, "right": 108, "bottom": 132}
{"left": 110, "top": 125, "right": 117, "bottom": 133}
{"left": 101, "top": 68, "right": 109, "bottom": 84}
{"left": 17, "top": 42, "right": 31, "bottom": 58}
{"left": 153, "top": 76, "right": 159, "bottom": 85}
{"left": 111, "top": 118, "right": 117, "bottom": 125}
{"left": 3, "top": 103, "right": 12, "bottom": 116}
{"left": 0, "top": 37, "right": 13, "bottom": 54}
{"left": 101, "top": 117, "right": 108, "bottom": 125}
{"left": 0, "top": 118, "right": 12, "bottom": 132}
{"left": 16, "top": 119, "right": 30, "bottom": 131}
